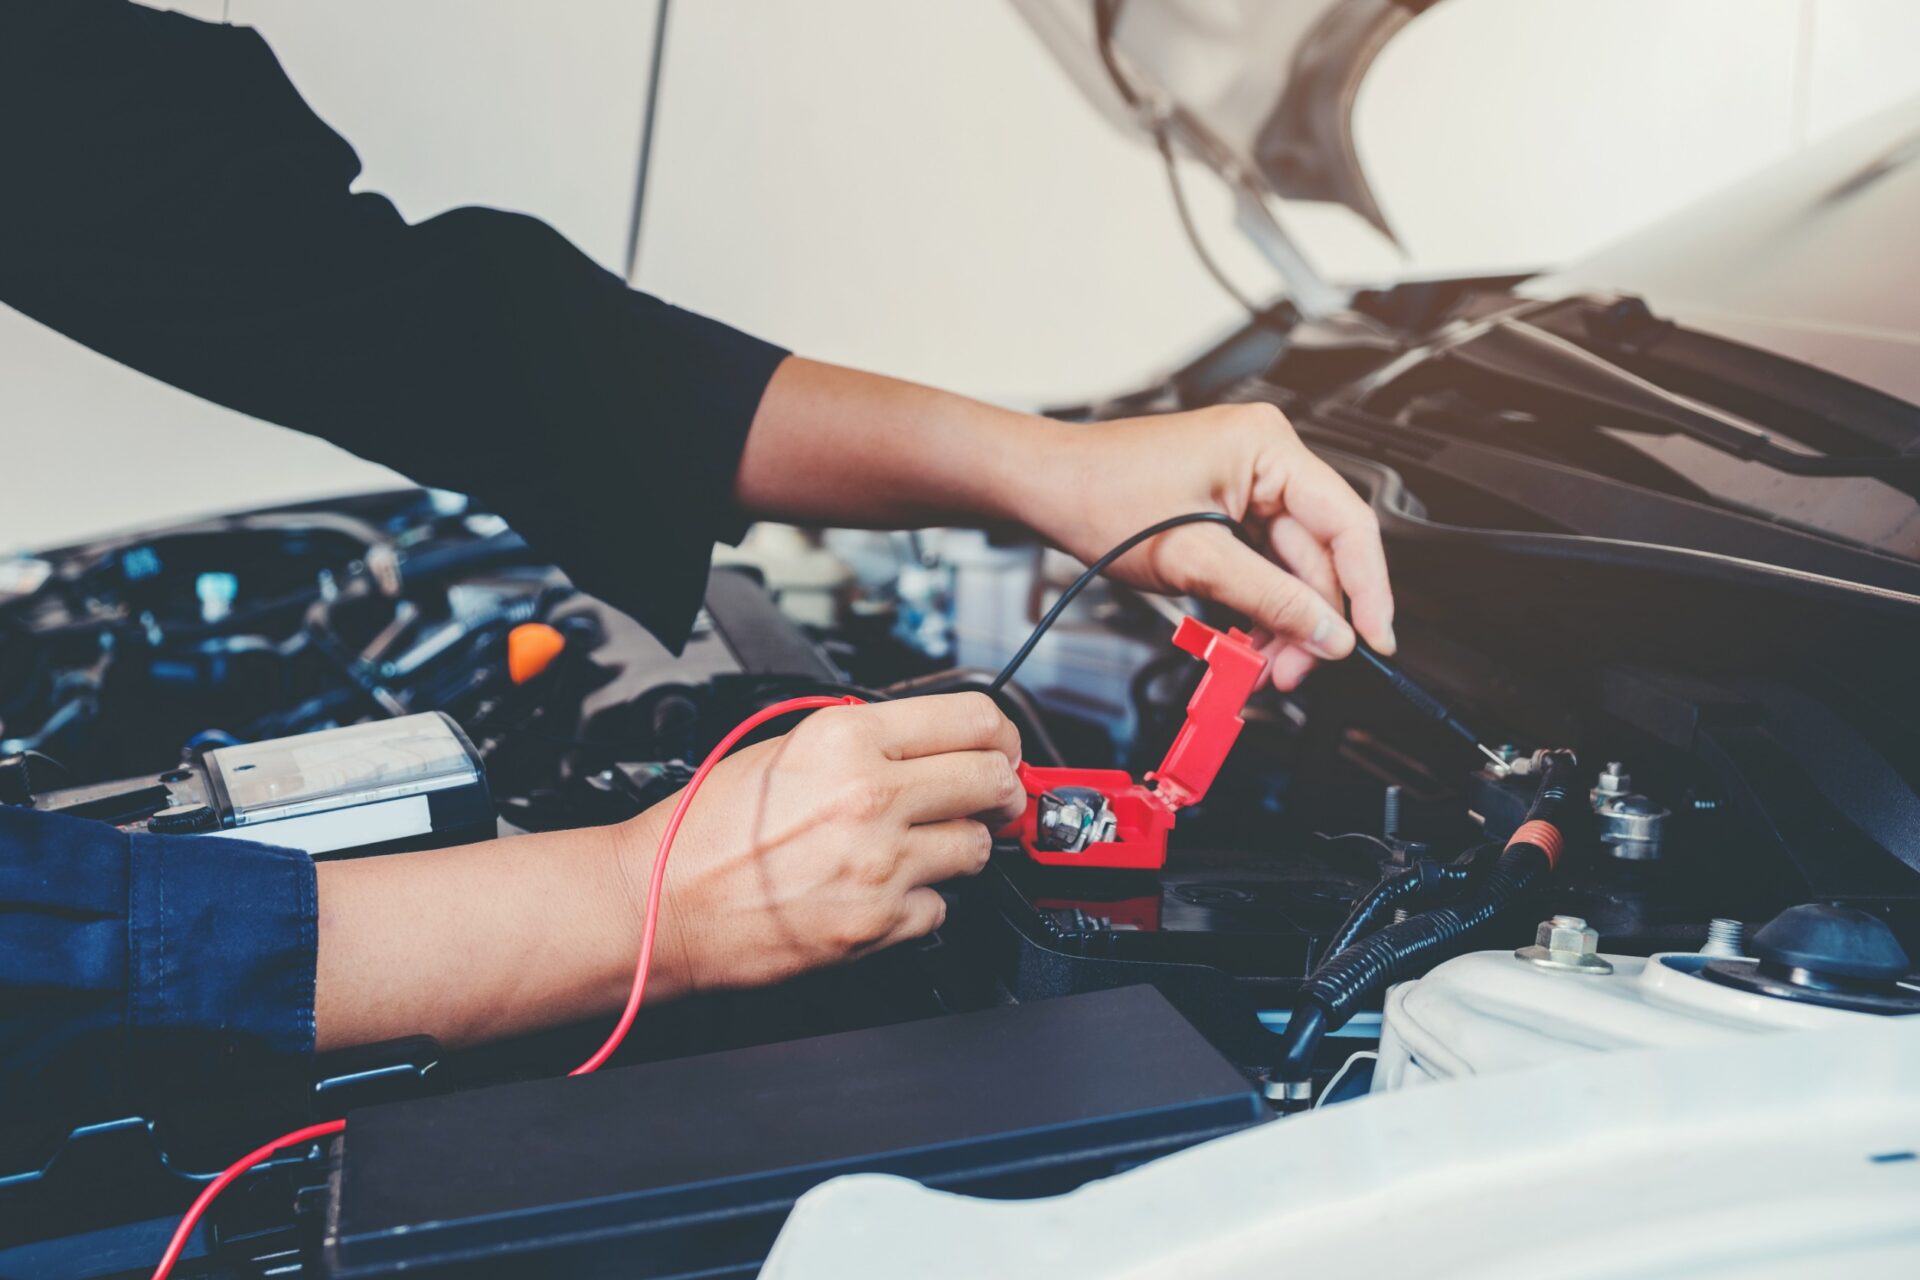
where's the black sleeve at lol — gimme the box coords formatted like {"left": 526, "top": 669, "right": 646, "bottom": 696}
{"left": 0, "top": 0, "right": 789, "bottom": 651}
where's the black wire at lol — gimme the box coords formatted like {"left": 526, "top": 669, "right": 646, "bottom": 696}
{"left": 881, "top": 669, "right": 1068, "bottom": 767}
{"left": 1350, "top": 641, "right": 1485, "bottom": 748}
{"left": 986, "top": 512, "right": 1239, "bottom": 696}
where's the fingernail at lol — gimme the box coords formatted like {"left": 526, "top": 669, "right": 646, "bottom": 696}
{"left": 1305, "top": 612, "right": 1354, "bottom": 661}
{"left": 1379, "top": 622, "right": 1398, "bottom": 656}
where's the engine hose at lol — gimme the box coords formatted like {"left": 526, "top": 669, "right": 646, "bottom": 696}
{"left": 1318, "top": 854, "right": 1482, "bottom": 963}
{"left": 1276, "top": 750, "right": 1579, "bottom": 1088}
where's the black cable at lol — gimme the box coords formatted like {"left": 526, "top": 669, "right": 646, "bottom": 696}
{"left": 1351, "top": 640, "right": 1488, "bottom": 751}
{"left": 883, "top": 669, "right": 1068, "bottom": 768}
{"left": 1317, "top": 850, "right": 1486, "bottom": 963}
{"left": 1128, "top": 647, "right": 1203, "bottom": 759}
{"left": 986, "top": 512, "right": 1240, "bottom": 696}
{"left": 728, "top": 674, "right": 887, "bottom": 704}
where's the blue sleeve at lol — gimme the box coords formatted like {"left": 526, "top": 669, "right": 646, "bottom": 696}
{"left": 0, "top": 805, "right": 317, "bottom": 1132}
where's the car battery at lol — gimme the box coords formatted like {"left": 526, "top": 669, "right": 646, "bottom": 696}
{"left": 322, "top": 985, "right": 1266, "bottom": 1279}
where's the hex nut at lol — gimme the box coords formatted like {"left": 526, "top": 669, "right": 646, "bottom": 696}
{"left": 1541, "top": 914, "right": 1600, "bottom": 956}
{"left": 1517, "top": 914, "right": 1614, "bottom": 975}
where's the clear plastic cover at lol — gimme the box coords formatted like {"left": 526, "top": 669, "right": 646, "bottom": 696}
{"left": 210, "top": 713, "right": 480, "bottom": 826}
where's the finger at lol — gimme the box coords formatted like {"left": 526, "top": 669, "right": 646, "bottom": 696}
{"left": 1262, "top": 520, "right": 1338, "bottom": 690}
{"left": 1187, "top": 528, "right": 1354, "bottom": 660}
{"left": 1254, "top": 629, "right": 1318, "bottom": 691}
{"left": 894, "top": 749, "right": 1026, "bottom": 825}
{"left": 1269, "top": 455, "right": 1396, "bottom": 653}
{"left": 872, "top": 886, "right": 950, "bottom": 951}
{"left": 858, "top": 692, "right": 1020, "bottom": 763}
{"left": 1267, "top": 644, "right": 1319, "bottom": 692}
{"left": 1267, "top": 515, "right": 1340, "bottom": 615}
{"left": 900, "top": 819, "right": 994, "bottom": 886}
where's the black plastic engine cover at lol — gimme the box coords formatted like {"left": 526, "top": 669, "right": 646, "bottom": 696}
{"left": 322, "top": 985, "right": 1264, "bottom": 1279}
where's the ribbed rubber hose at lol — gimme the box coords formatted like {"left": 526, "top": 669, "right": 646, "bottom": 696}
{"left": 1318, "top": 855, "right": 1480, "bottom": 963}
{"left": 1277, "top": 751, "right": 1580, "bottom": 1085}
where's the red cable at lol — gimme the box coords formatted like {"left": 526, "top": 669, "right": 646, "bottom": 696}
{"left": 149, "top": 695, "right": 858, "bottom": 1280}
{"left": 148, "top": 1119, "right": 346, "bottom": 1280}
{"left": 569, "top": 695, "right": 860, "bottom": 1076}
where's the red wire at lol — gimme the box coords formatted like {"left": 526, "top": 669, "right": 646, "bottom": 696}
{"left": 149, "top": 695, "right": 858, "bottom": 1280}
{"left": 148, "top": 1119, "right": 346, "bottom": 1280}
{"left": 569, "top": 695, "right": 860, "bottom": 1076}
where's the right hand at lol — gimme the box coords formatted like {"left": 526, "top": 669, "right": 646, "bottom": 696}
{"left": 616, "top": 692, "right": 1026, "bottom": 993}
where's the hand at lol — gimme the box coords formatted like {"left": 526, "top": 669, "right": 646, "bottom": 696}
{"left": 732, "top": 360, "right": 1391, "bottom": 689}
{"left": 616, "top": 692, "right": 1026, "bottom": 992}
{"left": 1021, "top": 403, "right": 1396, "bottom": 691}
{"left": 311, "top": 693, "right": 1020, "bottom": 1051}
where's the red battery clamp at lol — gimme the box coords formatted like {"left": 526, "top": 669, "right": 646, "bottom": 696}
{"left": 1003, "top": 617, "right": 1268, "bottom": 870}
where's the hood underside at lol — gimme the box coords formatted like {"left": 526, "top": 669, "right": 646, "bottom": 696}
{"left": 1011, "top": 0, "right": 1437, "bottom": 242}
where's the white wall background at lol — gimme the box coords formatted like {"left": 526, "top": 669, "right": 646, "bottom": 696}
{"left": 4, "top": 0, "right": 1917, "bottom": 551}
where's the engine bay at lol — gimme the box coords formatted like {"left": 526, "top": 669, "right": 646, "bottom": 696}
{"left": 5, "top": 368, "right": 1919, "bottom": 1274}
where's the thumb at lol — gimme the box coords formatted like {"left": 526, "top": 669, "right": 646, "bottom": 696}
{"left": 1187, "top": 530, "right": 1355, "bottom": 659}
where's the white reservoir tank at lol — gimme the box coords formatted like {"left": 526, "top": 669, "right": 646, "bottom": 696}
{"left": 1375, "top": 928, "right": 1907, "bottom": 1091}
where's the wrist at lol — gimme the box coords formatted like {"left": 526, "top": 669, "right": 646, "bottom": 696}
{"left": 993, "top": 415, "right": 1097, "bottom": 547}
{"left": 596, "top": 809, "right": 696, "bottom": 1009}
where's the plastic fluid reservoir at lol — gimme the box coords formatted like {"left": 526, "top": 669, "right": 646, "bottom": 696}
{"left": 1374, "top": 931, "right": 1908, "bottom": 1092}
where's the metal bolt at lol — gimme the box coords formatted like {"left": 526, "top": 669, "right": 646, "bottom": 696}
{"left": 1700, "top": 917, "right": 1746, "bottom": 958}
{"left": 1592, "top": 761, "right": 1632, "bottom": 806}
{"left": 1035, "top": 788, "right": 1115, "bottom": 853}
{"left": 1259, "top": 1073, "right": 1312, "bottom": 1105}
{"left": 1382, "top": 784, "right": 1403, "bottom": 843}
{"left": 1391, "top": 907, "right": 1410, "bottom": 925}
{"left": 1516, "top": 914, "right": 1613, "bottom": 974}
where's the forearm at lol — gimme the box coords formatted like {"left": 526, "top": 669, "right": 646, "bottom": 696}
{"left": 735, "top": 356, "right": 1064, "bottom": 530}
{"left": 313, "top": 816, "right": 673, "bottom": 1052}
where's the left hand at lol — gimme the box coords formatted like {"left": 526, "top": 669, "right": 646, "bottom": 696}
{"left": 1020, "top": 402, "right": 1395, "bottom": 691}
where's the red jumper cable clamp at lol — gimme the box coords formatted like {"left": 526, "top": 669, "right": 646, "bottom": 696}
{"left": 1002, "top": 616, "right": 1267, "bottom": 870}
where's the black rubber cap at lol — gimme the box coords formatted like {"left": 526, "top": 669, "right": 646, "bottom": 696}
{"left": 148, "top": 802, "right": 217, "bottom": 835}
{"left": 0, "top": 755, "right": 32, "bottom": 806}
{"left": 1752, "top": 903, "right": 1912, "bottom": 983}
{"left": 0, "top": 750, "right": 69, "bottom": 806}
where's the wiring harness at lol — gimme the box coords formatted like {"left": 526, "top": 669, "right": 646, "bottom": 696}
{"left": 1315, "top": 847, "right": 1485, "bottom": 965}
{"left": 1271, "top": 749, "right": 1581, "bottom": 1104}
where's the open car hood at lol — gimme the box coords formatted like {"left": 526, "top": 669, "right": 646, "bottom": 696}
{"left": 1012, "top": 0, "right": 1437, "bottom": 308}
